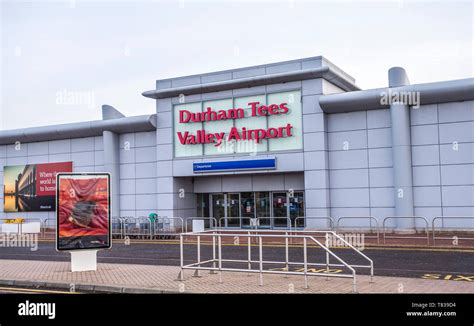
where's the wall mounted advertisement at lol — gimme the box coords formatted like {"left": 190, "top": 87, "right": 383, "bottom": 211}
{"left": 56, "top": 173, "right": 111, "bottom": 251}
{"left": 3, "top": 161, "right": 73, "bottom": 212}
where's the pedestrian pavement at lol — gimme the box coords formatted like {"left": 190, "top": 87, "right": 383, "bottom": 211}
{"left": 0, "top": 259, "right": 472, "bottom": 294}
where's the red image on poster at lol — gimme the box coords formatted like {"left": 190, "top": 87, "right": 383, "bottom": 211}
{"left": 56, "top": 173, "right": 111, "bottom": 251}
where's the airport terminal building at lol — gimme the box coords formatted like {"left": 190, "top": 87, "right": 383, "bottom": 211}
{"left": 1, "top": 56, "right": 473, "bottom": 229}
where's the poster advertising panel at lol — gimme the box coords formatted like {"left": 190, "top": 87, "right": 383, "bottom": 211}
{"left": 3, "top": 162, "right": 73, "bottom": 212}
{"left": 56, "top": 173, "right": 111, "bottom": 251}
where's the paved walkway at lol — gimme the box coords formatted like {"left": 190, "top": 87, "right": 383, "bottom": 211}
{"left": 0, "top": 259, "right": 472, "bottom": 294}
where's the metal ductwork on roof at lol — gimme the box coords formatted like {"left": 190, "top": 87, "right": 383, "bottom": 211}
{"left": 0, "top": 114, "right": 157, "bottom": 145}
{"left": 319, "top": 78, "right": 474, "bottom": 113}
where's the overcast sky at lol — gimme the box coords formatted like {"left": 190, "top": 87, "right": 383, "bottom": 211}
{"left": 0, "top": 0, "right": 472, "bottom": 130}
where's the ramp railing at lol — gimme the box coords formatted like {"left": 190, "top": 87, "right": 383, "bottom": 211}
{"left": 178, "top": 229, "right": 373, "bottom": 293}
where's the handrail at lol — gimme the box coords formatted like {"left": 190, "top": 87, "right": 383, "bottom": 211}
{"left": 308, "top": 236, "right": 357, "bottom": 292}
{"left": 192, "top": 228, "right": 373, "bottom": 278}
{"left": 432, "top": 216, "right": 474, "bottom": 246}
{"left": 324, "top": 232, "right": 374, "bottom": 283}
{"left": 382, "top": 216, "right": 430, "bottom": 246}
{"left": 179, "top": 229, "right": 375, "bottom": 293}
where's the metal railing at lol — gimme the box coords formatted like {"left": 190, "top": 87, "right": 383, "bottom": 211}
{"left": 178, "top": 229, "right": 374, "bottom": 293}
{"left": 122, "top": 216, "right": 152, "bottom": 239}
{"left": 383, "top": 216, "right": 430, "bottom": 245}
{"left": 40, "top": 218, "right": 56, "bottom": 239}
{"left": 432, "top": 216, "right": 474, "bottom": 246}
{"left": 153, "top": 217, "right": 184, "bottom": 239}
{"left": 217, "top": 216, "right": 292, "bottom": 230}
{"left": 22, "top": 214, "right": 474, "bottom": 247}
{"left": 336, "top": 216, "right": 380, "bottom": 244}
{"left": 111, "top": 217, "right": 124, "bottom": 239}
{"left": 295, "top": 216, "right": 334, "bottom": 230}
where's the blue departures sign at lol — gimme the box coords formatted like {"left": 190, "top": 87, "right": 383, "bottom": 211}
{"left": 193, "top": 158, "right": 276, "bottom": 173}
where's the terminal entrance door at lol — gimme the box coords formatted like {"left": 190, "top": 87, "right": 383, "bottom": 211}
{"left": 272, "top": 191, "right": 305, "bottom": 228}
{"left": 273, "top": 192, "right": 288, "bottom": 228}
{"left": 211, "top": 193, "right": 241, "bottom": 228}
{"left": 206, "top": 191, "right": 304, "bottom": 229}
{"left": 211, "top": 194, "right": 225, "bottom": 227}
{"left": 226, "top": 193, "right": 240, "bottom": 227}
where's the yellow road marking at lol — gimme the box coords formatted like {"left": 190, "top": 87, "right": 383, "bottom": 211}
{"left": 0, "top": 286, "right": 78, "bottom": 294}
{"left": 421, "top": 274, "right": 474, "bottom": 282}
{"left": 36, "top": 239, "right": 474, "bottom": 253}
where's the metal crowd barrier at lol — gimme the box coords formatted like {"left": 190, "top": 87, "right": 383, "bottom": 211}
{"left": 111, "top": 217, "right": 124, "bottom": 239}
{"left": 336, "top": 216, "right": 380, "bottom": 244}
{"left": 217, "top": 216, "right": 292, "bottom": 230}
{"left": 40, "top": 218, "right": 56, "bottom": 239}
{"left": 153, "top": 217, "right": 184, "bottom": 239}
{"left": 30, "top": 214, "right": 474, "bottom": 246}
{"left": 382, "top": 216, "right": 430, "bottom": 245}
{"left": 178, "top": 229, "right": 374, "bottom": 293}
{"left": 295, "top": 216, "right": 334, "bottom": 230}
{"left": 432, "top": 216, "right": 474, "bottom": 246}
{"left": 122, "top": 216, "right": 152, "bottom": 239}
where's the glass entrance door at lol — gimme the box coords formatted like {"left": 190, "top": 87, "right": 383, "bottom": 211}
{"left": 207, "top": 191, "right": 305, "bottom": 229}
{"left": 211, "top": 193, "right": 240, "bottom": 227}
{"left": 226, "top": 193, "right": 241, "bottom": 227}
{"left": 240, "top": 192, "right": 255, "bottom": 227}
{"left": 255, "top": 192, "right": 271, "bottom": 228}
{"left": 272, "top": 192, "right": 289, "bottom": 227}
{"left": 289, "top": 191, "right": 305, "bottom": 227}
{"left": 211, "top": 194, "right": 225, "bottom": 227}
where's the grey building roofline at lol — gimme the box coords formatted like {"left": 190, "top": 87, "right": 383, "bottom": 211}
{"left": 0, "top": 114, "right": 157, "bottom": 145}
{"left": 319, "top": 78, "right": 474, "bottom": 113}
{"left": 142, "top": 66, "right": 361, "bottom": 99}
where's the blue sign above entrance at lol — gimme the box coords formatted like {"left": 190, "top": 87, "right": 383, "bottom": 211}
{"left": 193, "top": 158, "right": 276, "bottom": 173}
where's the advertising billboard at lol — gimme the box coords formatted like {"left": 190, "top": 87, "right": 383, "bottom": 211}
{"left": 56, "top": 173, "right": 111, "bottom": 251}
{"left": 3, "top": 162, "right": 73, "bottom": 212}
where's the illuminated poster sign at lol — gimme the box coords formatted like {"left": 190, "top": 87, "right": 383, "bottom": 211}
{"left": 174, "top": 91, "right": 303, "bottom": 157}
{"left": 3, "top": 162, "right": 73, "bottom": 212}
{"left": 56, "top": 173, "right": 111, "bottom": 251}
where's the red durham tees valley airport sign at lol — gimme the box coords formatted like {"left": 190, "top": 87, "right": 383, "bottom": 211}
{"left": 177, "top": 101, "right": 293, "bottom": 146}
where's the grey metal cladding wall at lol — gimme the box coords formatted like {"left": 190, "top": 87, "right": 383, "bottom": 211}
{"left": 411, "top": 100, "right": 474, "bottom": 221}
{"left": 0, "top": 114, "right": 157, "bottom": 145}
{"left": 118, "top": 131, "right": 158, "bottom": 218}
{"left": 326, "top": 109, "right": 394, "bottom": 226}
